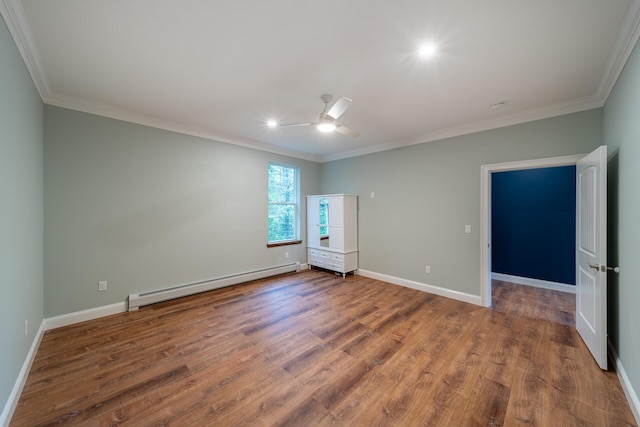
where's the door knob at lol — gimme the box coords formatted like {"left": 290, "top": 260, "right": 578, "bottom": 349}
{"left": 588, "top": 263, "right": 620, "bottom": 273}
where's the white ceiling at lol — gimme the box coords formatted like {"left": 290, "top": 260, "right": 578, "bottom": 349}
{"left": 3, "top": 0, "right": 640, "bottom": 162}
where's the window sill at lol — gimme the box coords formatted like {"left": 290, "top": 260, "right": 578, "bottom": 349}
{"left": 267, "top": 240, "right": 302, "bottom": 248}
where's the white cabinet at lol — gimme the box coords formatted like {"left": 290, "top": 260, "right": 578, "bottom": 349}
{"left": 307, "top": 194, "right": 358, "bottom": 277}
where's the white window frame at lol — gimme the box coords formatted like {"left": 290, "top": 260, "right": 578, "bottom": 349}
{"left": 267, "top": 162, "right": 300, "bottom": 245}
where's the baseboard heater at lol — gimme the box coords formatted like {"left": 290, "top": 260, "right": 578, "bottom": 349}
{"left": 128, "top": 262, "right": 300, "bottom": 311}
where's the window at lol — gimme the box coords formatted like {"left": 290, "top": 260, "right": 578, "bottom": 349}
{"left": 268, "top": 163, "right": 300, "bottom": 245}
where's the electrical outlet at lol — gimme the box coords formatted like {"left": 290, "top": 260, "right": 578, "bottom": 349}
{"left": 425, "top": 266, "right": 431, "bottom": 274}
{"left": 285, "top": 252, "right": 289, "bottom": 258}
{"left": 370, "top": 192, "right": 375, "bottom": 198}
{"left": 24, "top": 320, "right": 28, "bottom": 336}
{"left": 465, "top": 225, "right": 472, "bottom": 234}
{"left": 98, "top": 281, "right": 108, "bottom": 291}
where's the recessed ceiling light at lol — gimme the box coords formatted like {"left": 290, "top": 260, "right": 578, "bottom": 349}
{"left": 417, "top": 42, "right": 438, "bottom": 59}
{"left": 267, "top": 120, "right": 278, "bottom": 128}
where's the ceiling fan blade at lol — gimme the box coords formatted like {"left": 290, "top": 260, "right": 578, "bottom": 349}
{"left": 335, "top": 125, "right": 359, "bottom": 137}
{"left": 326, "top": 96, "right": 352, "bottom": 120}
{"left": 278, "top": 122, "right": 315, "bottom": 128}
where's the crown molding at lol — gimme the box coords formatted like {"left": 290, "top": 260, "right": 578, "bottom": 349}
{"left": 3, "top": 0, "right": 639, "bottom": 164}
{"left": 0, "top": 0, "right": 49, "bottom": 98}
{"left": 1, "top": 0, "right": 322, "bottom": 163}
{"left": 43, "top": 91, "right": 323, "bottom": 163}
{"left": 596, "top": 0, "right": 640, "bottom": 102}
{"left": 322, "top": 95, "right": 603, "bottom": 162}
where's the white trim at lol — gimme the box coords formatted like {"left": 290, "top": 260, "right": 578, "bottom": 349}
{"left": 597, "top": 0, "right": 640, "bottom": 103}
{"left": 0, "top": 261, "right": 310, "bottom": 423}
{"left": 43, "top": 302, "right": 128, "bottom": 330}
{"left": 608, "top": 340, "right": 640, "bottom": 425}
{"left": 491, "top": 273, "right": 575, "bottom": 294}
{"left": 323, "top": 97, "right": 602, "bottom": 162}
{"left": 3, "top": 0, "right": 640, "bottom": 164}
{"left": 1, "top": 303, "right": 126, "bottom": 425}
{"left": 0, "top": 320, "right": 45, "bottom": 427}
{"left": 481, "top": 154, "right": 585, "bottom": 174}
{"left": 480, "top": 154, "right": 584, "bottom": 307}
{"left": 38, "top": 75, "right": 601, "bottom": 165}
{"left": 2, "top": 280, "right": 635, "bottom": 426}
{"left": 358, "top": 269, "right": 482, "bottom": 306}
{"left": 0, "top": 0, "right": 50, "bottom": 98}
{"left": 43, "top": 93, "right": 323, "bottom": 163}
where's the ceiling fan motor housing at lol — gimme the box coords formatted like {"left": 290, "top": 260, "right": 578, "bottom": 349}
{"left": 320, "top": 94, "right": 333, "bottom": 104}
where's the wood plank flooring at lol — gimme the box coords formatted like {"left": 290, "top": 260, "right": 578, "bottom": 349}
{"left": 11, "top": 271, "right": 637, "bottom": 426}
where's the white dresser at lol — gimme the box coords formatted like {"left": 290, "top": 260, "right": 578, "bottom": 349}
{"left": 307, "top": 194, "right": 358, "bottom": 277}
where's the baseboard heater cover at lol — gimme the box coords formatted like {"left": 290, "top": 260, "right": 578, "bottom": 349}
{"left": 128, "top": 262, "right": 300, "bottom": 311}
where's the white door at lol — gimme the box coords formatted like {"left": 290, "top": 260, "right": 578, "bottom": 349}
{"left": 576, "top": 145, "right": 607, "bottom": 370}
{"left": 328, "top": 196, "right": 344, "bottom": 250}
{"left": 307, "top": 197, "right": 320, "bottom": 247}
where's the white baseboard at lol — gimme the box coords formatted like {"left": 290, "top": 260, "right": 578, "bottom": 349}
{"left": 45, "top": 263, "right": 309, "bottom": 330}
{"left": 3, "top": 275, "right": 636, "bottom": 426}
{"left": 44, "top": 301, "right": 128, "bottom": 331}
{"left": 0, "top": 265, "right": 311, "bottom": 425}
{"left": 492, "top": 273, "right": 576, "bottom": 294}
{"left": 2, "top": 302, "right": 127, "bottom": 425}
{"left": 608, "top": 340, "right": 640, "bottom": 425}
{"left": 0, "top": 320, "right": 46, "bottom": 427}
{"left": 358, "top": 269, "right": 482, "bottom": 306}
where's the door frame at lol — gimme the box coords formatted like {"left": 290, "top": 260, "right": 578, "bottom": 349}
{"left": 480, "top": 154, "right": 585, "bottom": 307}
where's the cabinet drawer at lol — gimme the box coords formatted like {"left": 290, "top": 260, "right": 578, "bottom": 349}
{"left": 308, "top": 247, "right": 356, "bottom": 275}
{"left": 330, "top": 253, "right": 344, "bottom": 262}
{"left": 309, "top": 256, "right": 323, "bottom": 265}
{"left": 327, "top": 261, "right": 345, "bottom": 271}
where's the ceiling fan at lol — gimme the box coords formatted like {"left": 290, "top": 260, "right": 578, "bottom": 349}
{"left": 279, "top": 94, "right": 359, "bottom": 137}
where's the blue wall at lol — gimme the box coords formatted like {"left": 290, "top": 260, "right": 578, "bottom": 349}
{"left": 491, "top": 166, "right": 576, "bottom": 285}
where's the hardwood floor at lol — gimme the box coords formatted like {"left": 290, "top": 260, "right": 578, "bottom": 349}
{"left": 11, "top": 271, "right": 636, "bottom": 426}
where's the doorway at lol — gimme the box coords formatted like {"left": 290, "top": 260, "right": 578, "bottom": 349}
{"left": 491, "top": 165, "right": 576, "bottom": 291}
{"left": 480, "top": 154, "right": 585, "bottom": 307}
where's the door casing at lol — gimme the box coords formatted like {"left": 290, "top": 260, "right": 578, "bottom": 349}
{"left": 480, "top": 154, "right": 585, "bottom": 307}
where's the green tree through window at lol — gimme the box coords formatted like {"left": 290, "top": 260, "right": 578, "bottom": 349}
{"left": 268, "top": 163, "right": 298, "bottom": 242}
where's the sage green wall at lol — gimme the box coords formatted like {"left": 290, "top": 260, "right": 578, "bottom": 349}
{"left": 0, "top": 16, "right": 44, "bottom": 416}
{"left": 44, "top": 106, "right": 321, "bottom": 317}
{"left": 603, "top": 38, "right": 640, "bottom": 408}
{"left": 321, "top": 109, "right": 603, "bottom": 296}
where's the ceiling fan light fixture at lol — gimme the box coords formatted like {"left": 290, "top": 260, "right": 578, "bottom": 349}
{"left": 277, "top": 95, "right": 358, "bottom": 137}
{"left": 317, "top": 121, "right": 336, "bottom": 133}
